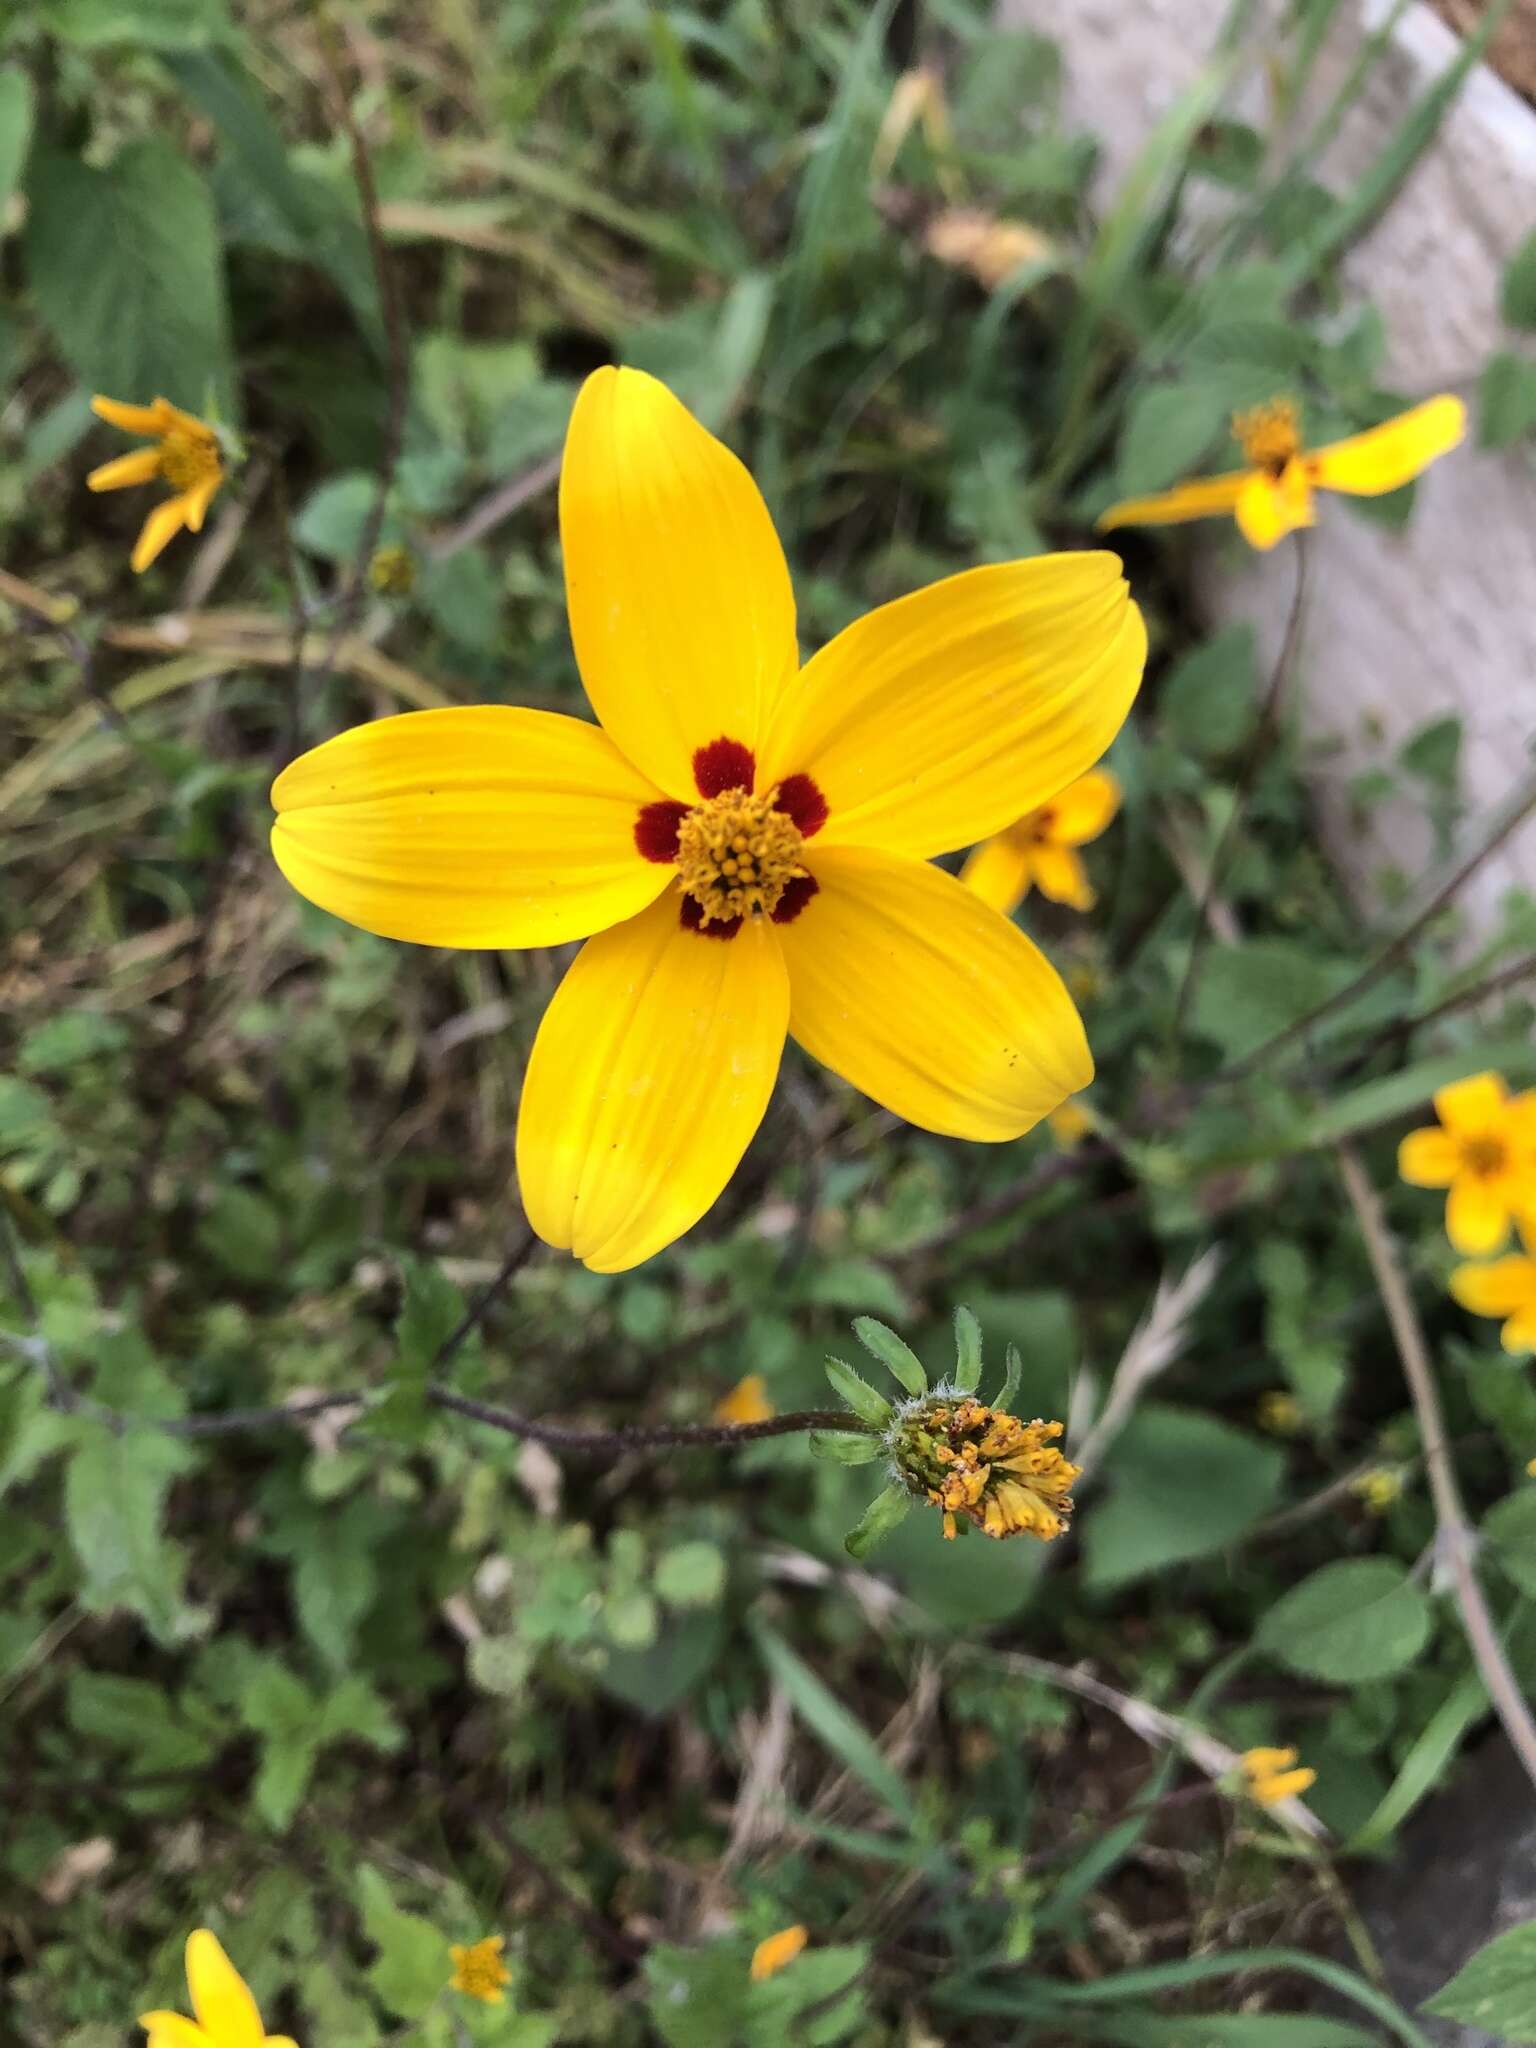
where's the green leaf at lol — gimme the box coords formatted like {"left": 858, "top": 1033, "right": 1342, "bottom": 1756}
{"left": 0, "top": 71, "right": 34, "bottom": 222}
{"left": 268, "top": 1495, "right": 382, "bottom": 1669}
{"left": 597, "top": 1609, "right": 724, "bottom": 1717}
{"left": 823, "top": 1355, "right": 893, "bottom": 1428}
{"left": 1478, "top": 350, "right": 1536, "bottom": 449}
{"left": 356, "top": 1865, "right": 450, "bottom": 2021}
{"left": 654, "top": 1540, "right": 726, "bottom": 1608}
{"left": 1259, "top": 1559, "right": 1432, "bottom": 1684}
{"left": 953, "top": 1306, "right": 983, "bottom": 1393}
{"left": 1192, "top": 938, "right": 1400, "bottom": 1061}
{"left": 1485, "top": 1487, "right": 1536, "bottom": 1598}
{"left": 241, "top": 1660, "right": 321, "bottom": 1831}
{"left": 1502, "top": 229, "right": 1536, "bottom": 330}
{"left": 643, "top": 1942, "right": 750, "bottom": 2048}
{"left": 196, "top": 1185, "right": 283, "bottom": 1284}
{"left": 751, "top": 1619, "right": 917, "bottom": 1823}
{"left": 992, "top": 1343, "right": 1023, "bottom": 1413}
{"left": 852, "top": 1316, "right": 926, "bottom": 1396}
{"left": 1115, "top": 382, "right": 1227, "bottom": 497}
{"left": 1160, "top": 627, "right": 1258, "bottom": 759}
{"left": 25, "top": 141, "right": 234, "bottom": 417}
{"left": 843, "top": 1482, "right": 914, "bottom": 1562}
{"left": 809, "top": 1429, "right": 884, "bottom": 1464}
{"left": 1424, "top": 1922, "right": 1536, "bottom": 2039}
{"left": 294, "top": 473, "right": 377, "bottom": 560}
{"left": 1345, "top": 1670, "right": 1486, "bottom": 1853}
{"left": 373, "top": 1256, "right": 463, "bottom": 1441}
{"left": 467, "top": 1634, "right": 532, "bottom": 1698}
{"left": 1083, "top": 1405, "right": 1284, "bottom": 1591}
{"left": 40, "top": 0, "right": 230, "bottom": 46}
{"left": 64, "top": 1389, "right": 201, "bottom": 1644}
{"left": 1295, "top": 1040, "right": 1536, "bottom": 1148}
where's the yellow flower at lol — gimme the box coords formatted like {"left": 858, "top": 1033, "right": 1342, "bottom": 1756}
{"left": 1047, "top": 1097, "right": 1094, "bottom": 1149}
{"left": 1398, "top": 1071, "right": 1536, "bottom": 1255}
{"left": 140, "top": 1928, "right": 299, "bottom": 2048}
{"left": 893, "top": 1394, "right": 1080, "bottom": 1542}
{"left": 960, "top": 769, "right": 1120, "bottom": 916}
{"left": 87, "top": 396, "right": 226, "bottom": 572}
{"left": 1256, "top": 1390, "right": 1301, "bottom": 1436}
{"left": 1098, "top": 393, "right": 1465, "bottom": 552}
{"left": 1351, "top": 1467, "right": 1403, "bottom": 1515}
{"left": 1240, "top": 1746, "right": 1317, "bottom": 1807}
{"left": 923, "top": 208, "right": 1055, "bottom": 291}
{"left": 1526, "top": 1457, "right": 1536, "bottom": 1478}
{"left": 1450, "top": 1217, "right": 1536, "bottom": 1356}
{"left": 271, "top": 369, "right": 1145, "bottom": 1273}
{"left": 449, "top": 1935, "right": 511, "bottom": 2004}
{"left": 750, "top": 1925, "right": 808, "bottom": 1981}
{"left": 714, "top": 1373, "right": 774, "bottom": 1424}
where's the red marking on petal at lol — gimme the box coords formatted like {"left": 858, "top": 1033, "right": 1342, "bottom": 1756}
{"left": 774, "top": 773, "right": 828, "bottom": 839}
{"left": 680, "top": 894, "right": 742, "bottom": 940}
{"left": 692, "top": 737, "right": 755, "bottom": 798}
{"left": 771, "top": 873, "right": 819, "bottom": 925}
{"left": 635, "top": 800, "right": 688, "bottom": 862}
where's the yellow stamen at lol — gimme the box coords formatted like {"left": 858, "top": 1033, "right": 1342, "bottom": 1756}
{"left": 157, "top": 421, "right": 222, "bottom": 492}
{"left": 894, "top": 1394, "right": 1078, "bottom": 1542}
{"left": 1460, "top": 1133, "right": 1508, "bottom": 1180}
{"left": 1233, "top": 398, "right": 1302, "bottom": 473}
{"left": 675, "top": 788, "right": 806, "bottom": 926}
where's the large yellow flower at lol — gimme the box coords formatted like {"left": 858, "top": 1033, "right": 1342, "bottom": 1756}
{"left": 1398, "top": 1071, "right": 1536, "bottom": 1256}
{"left": 271, "top": 369, "right": 1145, "bottom": 1272}
{"left": 1450, "top": 1218, "right": 1536, "bottom": 1355}
{"left": 140, "top": 1928, "right": 298, "bottom": 2048}
{"left": 960, "top": 767, "right": 1120, "bottom": 915}
{"left": 1098, "top": 394, "right": 1464, "bottom": 552}
{"left": 87, "top": 395, "right": 226, "bottom": 572}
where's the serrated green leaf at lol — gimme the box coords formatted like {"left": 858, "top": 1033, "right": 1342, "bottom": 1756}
{"left": 1259, "top": 1559, "right": 1431, "bottom": 1684}
{"left": 852, "top": 1316, "right": 926, "bottom": 1396}
{"left": 953, "top": 1306, "right": 983, "bottom": 1393}
{"left": 823, "top": 1355, "right": 894, "bottom": 1427}
{"left": 809, "top": 1429, "right": 883, "bottom": 1464}
{"left": 1425, "top": 1922, "right": 1536, "bottom": 2039}
{"left": 843, "top": 1482, "right": 914, "bottom": 1561}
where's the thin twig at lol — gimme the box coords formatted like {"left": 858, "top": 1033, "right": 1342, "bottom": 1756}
{"left": 1171, "top": 531, "right": 1310, "bottom": 1038}
{"left": 1073, "top": 1247, "right": 1223, "bottom": 1474}
{"left": 901, "top": 1143, "right": 1106, "bottom": 1260}
{"left": 429, "top": 454, "right": 561, "bottom": 560}
{"left": 1336, "top": 1140, "right": 1536, "bottom": 1793}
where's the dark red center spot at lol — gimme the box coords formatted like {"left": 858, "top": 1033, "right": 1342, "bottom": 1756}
{"left": 693, "top": 736, "right": 756, "bottom": 798}
{"left": 774, "top": 772, "right": 828, "bottom": 839}
{"left": 634, "top": 799, "right": 688, "bottom": 863}
{"left": 679, "top": 895, "right": 742, "bottom": 941}
{"left": 771, "top": 873, "right": 819, "bottom": 924}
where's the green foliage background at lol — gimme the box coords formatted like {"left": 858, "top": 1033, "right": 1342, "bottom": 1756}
{"left": 5, "top": 1, "right": 1536, "bottom": 2042}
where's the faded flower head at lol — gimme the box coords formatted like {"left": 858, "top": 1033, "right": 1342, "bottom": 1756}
{"left": 893, "top": 1394, "right": 1079, "bottom": 1542}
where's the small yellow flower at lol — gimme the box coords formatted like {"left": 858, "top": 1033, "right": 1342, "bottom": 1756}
{"left": 714, "top": 1373, "right": 775, "bottom": 1424}
{"left": 893, "top": 1394, "right": 1079, "bottom": 1543}
{"left": 1047, "top": 1098, "right": 1094, "bottom": 1149}
{"left": 1450, "top": 1218, "right": 1536, "bottom": 1356}
{"left": 1257, "top": 1390, "right": 1302, "bottom": 1435}
{"left": 1526, "top": 1456, "right": 1536, "bottom": 1478}
{"left": 368, "top": 543, "right": 416, "bottom": 595}
{"left": 961, "top": 769, "right": 1121, "bottom": 917}
{"left": 271, "top": 370, "right": 1145, "bottom": 1273}
{"left": 87, "top": 395, "right": 226, "bottom": 573}
{"left": 1240, "top": 1745, "right": 1317, "bottom": 1807}
{"left": 1099, "top": 393, "right": 1465, "bottom": 552}
{"left": 1399, "top": 1071, "right": 1536, "bottom": 1256}
{"left": 140, "top": 1928, "right": 299, "bottom": 2048}
{"left": 923, "top": 208, "right": 1055, "bottom": 291}
{"left": 750, "top": 1925, "right": 808, "bottom": 1981}
{"left": 449, "top": 1935, "right": 511, "bottom": 2005}
{"left": 1351, "top": 1467, "right": 1403, "bottom": 1515}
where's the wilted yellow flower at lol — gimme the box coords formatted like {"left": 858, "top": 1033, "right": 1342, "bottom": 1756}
{"left": 1241, "top": 1745, "right": 1316, "bottom": 1807}
{"left": 140, "top": 1928, "right": 298, "bottom": 2048}
{"left": 750, "top": 1925, "right": 808, "bottom": 1981}
{"left": 1450, "top": 1218, "right": 1536, "bottom": 1356}
{"left": 87, "top": 395, "right": 225, "bottom": 573}
{"left": 893, "top": 1394, "right": 1079, "bottom": 1542}
{"left": 961, "top": 769, "right": 1120, "bottom": 916}
{"left": 923, "top": 208, "right": 1055, "bottom": 290}
{"left": 1099, "top": 393, "right": 1464, "bottom": 552}
{"left": 714, "top": 1373, "right": 774, "bottom": 1424}
{"left": 449, "top": 1935, "right": 511, "bottom": 2005}
{"left": 1047, "top": 1098, "right": 1094, "bottom": 1149}
{"left": 1399, "top": 1072, "right": 1536, "bottom": 1255}
{"left": 1352, "top": 1467, "right": 1403, "bottom": 1515}
{"left": 271, "top": 369, "right": 1144, "bottom": 1272}
{"left": 872, "top": 65, "right": 951, "bottom": 179}
{"left": 1256, "top": 1390, "right": 1302, "bottom": 1436}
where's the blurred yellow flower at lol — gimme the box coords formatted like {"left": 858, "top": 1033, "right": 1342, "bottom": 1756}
{"left": 1256, "top": 1390, "right": 1302, "bottom": 1435}
{"left": 961, "top": 768, "right": 1121, "bottom": 916}
{"left": 87, "top": 395, "right": 225, "bottom": 573}
{"left": 1450, "top": 1220, "right": 1536, "bottom": 1355}
{"left": 923, "top": 208, "right": 1055, "bottom": 291}
{"left": 714, "top": 1373, "right": 774, "bottom": 1424}
{"left": 449, "top": 1935, "right": 510, "bottom": 2005}
{"left": 750, "top": 1925, "right": 808, "bottom": 1981}
{"left": 1527, "top": 1457, "right": 1536, "bottom": 1478}
{"left": 1398, "top": 1071, "right": 1536, "bottom": 1255}
{"left": 272, "top": 369, "right": 1145, "bottom": 1273}
{"left": 1240, "top": 1745, "right": 1316, "bottom": 1807}
{"left": 1352, "top": 1467, "right": 1403, "bottom": 1515}
{"left": 140, "top": 1928, "right": 298, "bottom": 2048}
{"left": 1099, "top": 393, "right": 1464, "bottom": 552}
{"left": 1047, "top": 1098, "right": 1094, "bottom": 1149}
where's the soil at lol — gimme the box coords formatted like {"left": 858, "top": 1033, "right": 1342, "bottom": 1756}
{"left": 1431, "top": 0, "right": 1536, "bottom": 102}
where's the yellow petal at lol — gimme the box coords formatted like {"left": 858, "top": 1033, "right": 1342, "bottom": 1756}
{"left": 760, "top": 553, "right": 1144, "bottom": 861}
{"left": 959, "top": 835, "right": 1034, "bottom": 916}
{"left": 1029, "top": 842, "right": 1095, "bottom": 910}
{"left": 776, "top": 845, "right": 1091, "bottom": 1140}
{"left": 131, "top": 496, "right": 191, "bottom": 573}
{"left": 1234, "top": 468, "right": 1312, "bottom": 551}
{"left": 271, "top": 707, "right": 669, "bottom": 949}
{"left": 182, "top": 474, "right": 222, "bottom": 532}
{"left": 1097, "top": 470, "right": 1249, "bottom": 530}
{"left": 185, "top": 1931, "right": 264, "bottom": 2048}
{"left": 1446, "top": 1176, "right": 1515, "bottom": 1257}
{"left": 1434, "top": 1071, "right": 1506, "bottom": 1134}
{"left": 750, "top": 1925, "right": 808, "bottom": 1981}
{"left": 1242, "top": 1746, "right": 1298, "bottom": 1775}
{"left": 87, "top": 447, "right": 162, "bottom": 492}
{"left": 92, "top": 393, "right": 171, "bottom": 435}
{"left": 1252, "top": 1765, "right": 1317, "bottom": 1806}
{"left": 1047, "top": 768, "right": 1121, "bottom": 845}
{"left": 516, "top": 891, "right": 789, "bottom": 1272}
{"left": 1449, "top": 1255, "right": 1536, "bottom": 1318}
{"left": 139, "top": 2015, "right": 211, "bottom": 2048}
{"left": 559, "top": 366, "right": 798, "bottom": 799}
{"left": 1501, "top": 1307, "right": 1536, "bottom": 1355}
{"left": 1397, "top": 1126, "right": 1459, "bottom": 1188}
{"left": 1307, "top": 395, "right": 1465, "bottom": 497}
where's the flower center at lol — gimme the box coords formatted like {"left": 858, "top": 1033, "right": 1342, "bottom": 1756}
{"left": 1234, "top": 398, "right": 1301, "bottom": 476}
{"left": 1461, "top": 1133, "right": 1508, "bottom": 1180}
{"left": 892, "top": 1394, "right": 1080, "bottom": 1543}
{"left": 158, "top": 423, "right": 222, "bottom": 493}
{"left": 675, "top": 787, "right": 807, "bottom": 927}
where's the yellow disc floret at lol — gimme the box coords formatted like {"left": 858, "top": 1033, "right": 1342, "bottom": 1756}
{"left": 156, "top": 419, "right": 223, "bottom": 493}
{"left": 676, "top": 787, "right": 807, "bottom": 927}
{"left": 1233, "top": 398, "right": 1302, "bottom": 475}
{"left": 892, "top": 1393, "right": 1080, "bottom": 1542}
